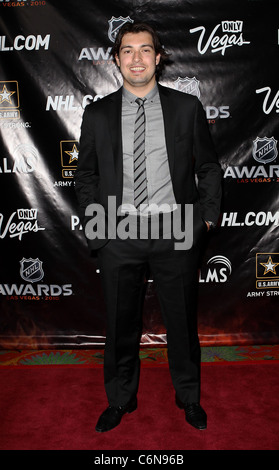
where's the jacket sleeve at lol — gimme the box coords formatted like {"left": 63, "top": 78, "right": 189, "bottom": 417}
{"left": 74, "top": 104, "right": 100, "bottom": 228}
{"left": 193, "top": 98, "right": 222, "bottom": 225}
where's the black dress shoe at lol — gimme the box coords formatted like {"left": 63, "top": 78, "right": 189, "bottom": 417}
{"left": 175, "top": 395, "right": 207, "bottom": 430}
{"left": 95, "top": 397, "right": 137, "bottom": 432}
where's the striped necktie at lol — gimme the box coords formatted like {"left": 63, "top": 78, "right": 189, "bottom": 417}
{"left": 133, "top": 97, "right": 148, "bottom": 209}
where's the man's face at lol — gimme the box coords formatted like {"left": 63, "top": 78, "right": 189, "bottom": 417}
{"left": 115, "top": 31, "right": 161, "bottom": 96}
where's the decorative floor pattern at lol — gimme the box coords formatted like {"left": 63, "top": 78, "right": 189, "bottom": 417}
{"left": 0, "top": 345, "right": 279, "bottom": 366}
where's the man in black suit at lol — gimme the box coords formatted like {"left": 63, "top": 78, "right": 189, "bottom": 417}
{"left": 74, "top": 22, "right": 222, "bottom": 432}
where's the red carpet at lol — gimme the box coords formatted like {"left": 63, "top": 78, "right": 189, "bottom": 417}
{"left": 0, "top": 362, "right": 278, "bottom": 450}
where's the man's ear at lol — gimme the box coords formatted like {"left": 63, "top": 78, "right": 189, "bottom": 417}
{"left": 155, "top": 53, "right": 161, "bottom": 66}
{"left": 115, "top": 55, "right": 120, "bottom": 67}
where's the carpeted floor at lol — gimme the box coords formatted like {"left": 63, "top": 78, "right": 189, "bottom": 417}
{"left": 1, "top": 345, "right": 279, "bottom": 451}
{"left": 0, "top": 362, "right": 278, "bottom": 450}
{"left": 1, "top": 344, "right": 279, "bottom": 366}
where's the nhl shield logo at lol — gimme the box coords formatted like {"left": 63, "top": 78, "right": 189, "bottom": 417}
{"left": 20, "top": 258, "right": 44, "bottom": 283}
{"left": 108, "top": 16, "right": 134, "bottom": 43}
{"left": 252, "top": 137, "right": 278, "bottom": 164}
{"left": 174, "top": 77, "right": 200, "bottom": 98}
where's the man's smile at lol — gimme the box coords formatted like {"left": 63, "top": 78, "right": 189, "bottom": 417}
{"left": 130, "top": 66, "right": 146, "bottom": 71}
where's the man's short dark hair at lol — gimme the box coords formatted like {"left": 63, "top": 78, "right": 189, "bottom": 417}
{"left": 111, "top": 22, "right": 170, "bottom": 76}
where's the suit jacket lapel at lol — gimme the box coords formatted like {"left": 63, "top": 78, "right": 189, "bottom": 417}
{"left": 158, "top": 84, "right": 175, "bottom": 179}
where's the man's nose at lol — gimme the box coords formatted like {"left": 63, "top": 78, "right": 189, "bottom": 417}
{"left": 133, "top": 51, "right": 142, "bottom": 61}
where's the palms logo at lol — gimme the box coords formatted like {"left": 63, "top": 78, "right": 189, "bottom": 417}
{"left": 199, "top": 255, "right": 232, "bottom": 283}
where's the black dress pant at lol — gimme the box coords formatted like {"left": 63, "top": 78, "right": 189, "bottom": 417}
{"left": 97, "top": 229, "right": 201, "bottom": 407}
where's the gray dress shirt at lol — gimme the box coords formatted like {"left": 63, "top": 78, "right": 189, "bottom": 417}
{"left": 121, "top": 84, "right": 177, "bottom": 216}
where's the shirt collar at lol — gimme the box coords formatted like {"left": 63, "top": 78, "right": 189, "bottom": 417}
{"left": 122, "top": 83, "right": 159, "bottom": 106}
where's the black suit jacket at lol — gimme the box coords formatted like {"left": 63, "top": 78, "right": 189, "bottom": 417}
{"left": 74, "top": 84, "right": 222, "bottom": 253}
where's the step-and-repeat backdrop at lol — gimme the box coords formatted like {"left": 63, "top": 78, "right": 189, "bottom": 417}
{"left": 1, "top": 0, "right": 278, "bottom": 348}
